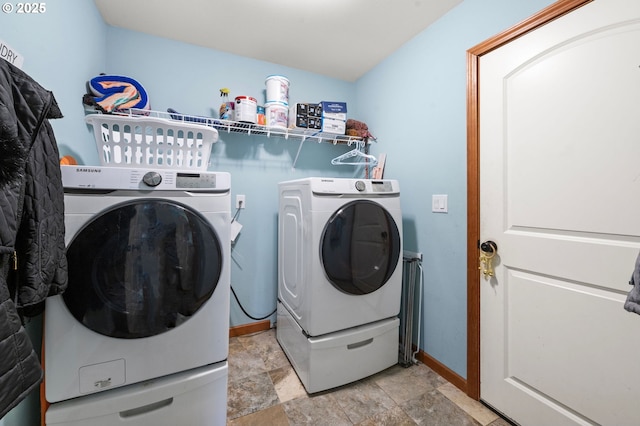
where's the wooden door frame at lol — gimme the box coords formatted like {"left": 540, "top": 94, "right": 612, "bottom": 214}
{"left": 465, "top": 0, "right": 592, "bottom": 400}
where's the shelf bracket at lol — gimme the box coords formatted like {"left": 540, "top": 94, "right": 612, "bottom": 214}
{"left": 292, "top": 136, "right": 307, "bottom": 169}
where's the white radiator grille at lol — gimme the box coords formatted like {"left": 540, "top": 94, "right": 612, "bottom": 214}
{"left": 399, "top": 251, "right": 423, "bottom": 367}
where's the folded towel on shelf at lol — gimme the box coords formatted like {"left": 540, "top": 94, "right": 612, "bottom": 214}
{"left": 624, "top": 250, "right": 640, "bottom": 315}
{"left": 86, "top": 74, "right": 150, "bottom": 113}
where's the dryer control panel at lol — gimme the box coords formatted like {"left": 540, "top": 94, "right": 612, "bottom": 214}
{"left": 371, "top": 180, "right": 394, "bottom": 193}
{"left": 306, "top": 177, "right": 399, "bottom": 196}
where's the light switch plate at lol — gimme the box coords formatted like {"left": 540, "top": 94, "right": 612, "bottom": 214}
{"left": 432, "top": 194, "right": 448, "bottom": 213}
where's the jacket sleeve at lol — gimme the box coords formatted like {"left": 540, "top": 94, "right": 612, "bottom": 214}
{"left": 15, "top": 96, "right": 67, "bottom": 313}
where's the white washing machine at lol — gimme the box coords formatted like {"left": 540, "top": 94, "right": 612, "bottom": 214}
{"left": 45, "top": 166, "right": 231, "bottom": 406}
{"left": 277, "top": 177, "right": 402, "bottom": 393}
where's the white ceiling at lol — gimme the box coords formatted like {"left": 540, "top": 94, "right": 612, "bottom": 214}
{"left": 94, "top": 0, "right": 462, "bottom": 82}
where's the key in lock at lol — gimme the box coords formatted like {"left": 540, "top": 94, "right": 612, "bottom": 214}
{"left": 479, "top": 240, "right": 498, "bottom": 280}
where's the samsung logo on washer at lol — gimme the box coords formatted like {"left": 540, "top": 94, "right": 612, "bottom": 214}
{"left": 74, "top": 168, "right": 102, "bottom": 173}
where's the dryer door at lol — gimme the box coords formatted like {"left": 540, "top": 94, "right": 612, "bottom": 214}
{"left": 320, "top": 200, "right": 401, "bottom": 295}
{"left": 64, "top": 199, "right": 222, "bottom": 338}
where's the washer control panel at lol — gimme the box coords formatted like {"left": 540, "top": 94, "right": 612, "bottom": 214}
{"left": 61, "top": 165, "right": 230, "bottom": 192}
{"left": 175, "top": 172, "right": 217, "bottom": 189}
{"left": 142, "top": 171, "right": 163, "bottom": 187}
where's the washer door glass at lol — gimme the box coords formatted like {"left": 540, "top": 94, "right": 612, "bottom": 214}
{"left": 320, "top": 200, "right": 401, "bottom": 295}
{"left": 64, "top": 199, "right": 222, "bottom": 338}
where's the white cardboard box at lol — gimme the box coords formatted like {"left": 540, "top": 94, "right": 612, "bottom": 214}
{"left": 321, "top": 118, "right": 346, "bottom": 134}
{"left": 320, "top": 101, "right": 347, "bottom": 121}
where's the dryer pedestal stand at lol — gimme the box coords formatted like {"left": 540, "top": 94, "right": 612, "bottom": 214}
{"left": 276, "top": 301, "right": 399, "bottom": 394}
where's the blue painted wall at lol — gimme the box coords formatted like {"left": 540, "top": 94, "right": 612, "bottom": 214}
{"left": 358, "top": 0, "right": 554, "bottom": 378}
{"left": 0, "top": 0, "right": 554, "bottom": 422}
{"left": 1, "top": 0, "right": 107, "bottom": 166}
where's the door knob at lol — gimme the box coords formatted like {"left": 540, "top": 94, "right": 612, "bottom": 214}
{"left": 480, "top": 240, "right": 497, "bottom": 254}
{"left": 479, "top": 240, "right": 498, "bottom": 279}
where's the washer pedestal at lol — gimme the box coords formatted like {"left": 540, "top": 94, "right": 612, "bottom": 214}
{"left": 276, "top": 302, "right": 399, "bottom": 394}
{"left": 46, "top": 362, "right": 228, "bottom": 426}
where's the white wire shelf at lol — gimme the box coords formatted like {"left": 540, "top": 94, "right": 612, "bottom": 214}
{"left": 117, "top": 108, "right": 366, "bottom": 146}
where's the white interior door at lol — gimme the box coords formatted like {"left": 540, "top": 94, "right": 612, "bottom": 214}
{"left": 479, "top": 1, "right": 640, "bottom": 424}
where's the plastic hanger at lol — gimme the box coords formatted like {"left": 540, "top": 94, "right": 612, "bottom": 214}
{"left": 331, "top": 141, "right": 378, "bottom": 166}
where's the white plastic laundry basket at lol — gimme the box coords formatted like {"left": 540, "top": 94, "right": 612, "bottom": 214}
{"left": 86, "top": 114, "right": 218, "bottom": 170}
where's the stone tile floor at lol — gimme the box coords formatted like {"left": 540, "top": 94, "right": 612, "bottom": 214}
{"left": 227, "top": 329, "right": 512, "bottom": 425}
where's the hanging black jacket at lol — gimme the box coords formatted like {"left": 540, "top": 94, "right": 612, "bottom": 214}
{"left": 0, "top": 59, "right": 67, "bottom": 419}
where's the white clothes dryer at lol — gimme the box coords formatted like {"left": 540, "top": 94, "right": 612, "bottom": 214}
{"left": 277, "top": 177, "right": 402, "bottom": 393}
{"left": 278, "top": 177, "right": 403, "bottom": 336}
{"left": 45, "top": 166, "right": 231, "bottom": 404}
